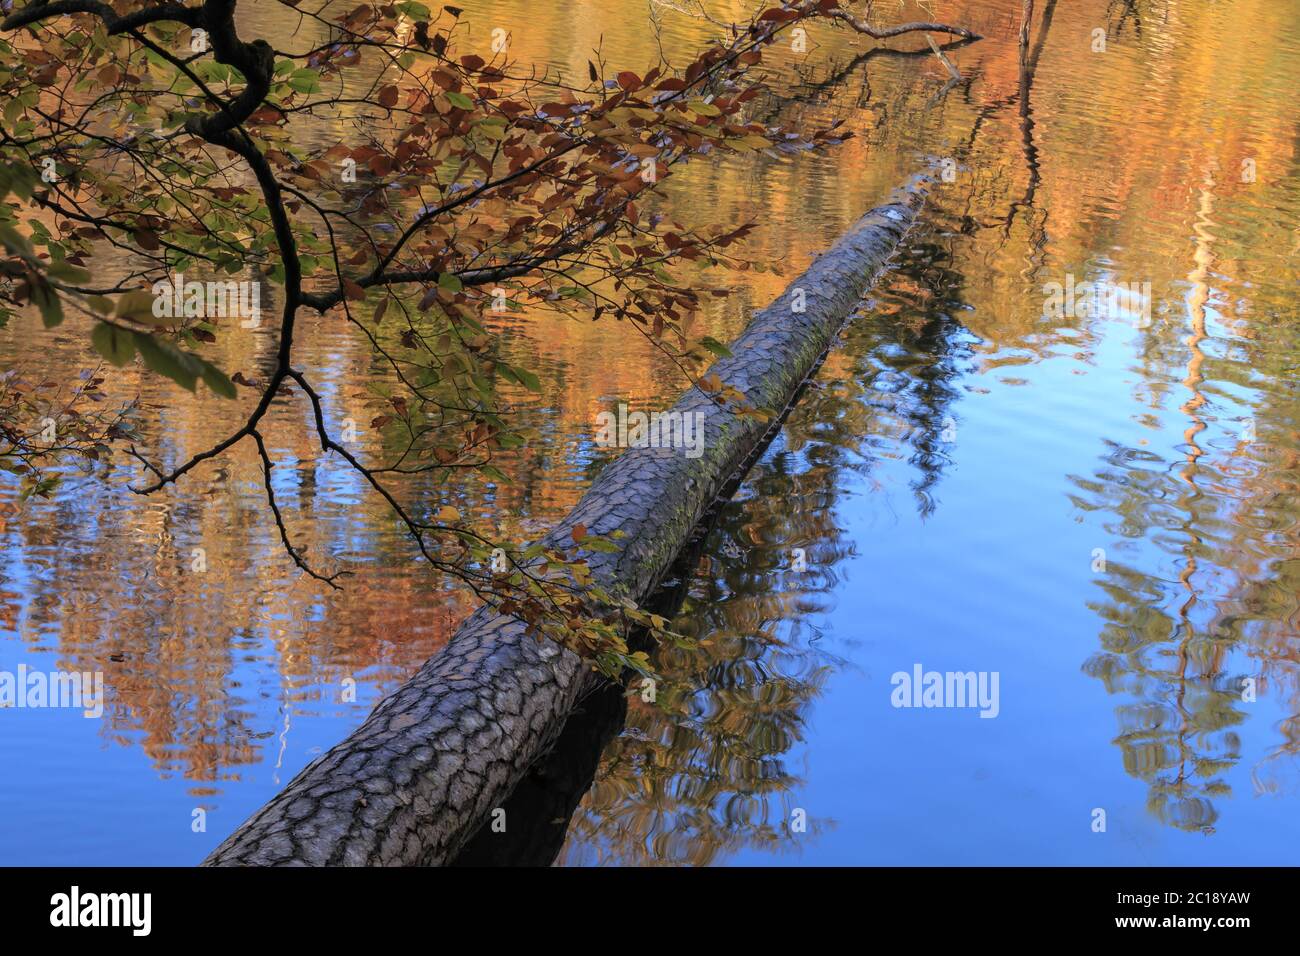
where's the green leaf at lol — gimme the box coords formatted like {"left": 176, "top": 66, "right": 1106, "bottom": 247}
{"left": 0, "top": 221, "right": 34, "bottom": 257}
{"left": 515, "top": 366, "right": 541, "bottom": 392}
{"left": 0, "top": 161, "right": 37, "bottom": 201}
{"left": 445, "top": 91, "right": 474, "bottom": 110}
{"left": 473, "top": 121, "right": 506, "bottom": 141}
{"left": 115, "top": 289, "right": 158, "bottom": 321}
{"left": 199, "top": 360, "right": 236, "bottom": 399}
{"left": 132, "top": 331, "right": 199, "bottom": 391}
{"left": 3, "top": 98, "right": 23, "bottom": 128}
{"left": 288, "top": 69, "right": 321, "bottom": 94}
{"left": 437, "top": 272, "right": 463, "bottom": 293}
{"left": 91, "top": 322, "right": 136, "bottom": 367}
{"left": 46, "top": 260, "right": 90, "bottom": 284}
{"left": 699, "top": 335, "right": 733, "bottom": 358}
{"left": 31, "top": 282, "right": 63, "bottom": 328}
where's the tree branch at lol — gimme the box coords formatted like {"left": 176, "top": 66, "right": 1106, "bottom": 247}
{"left": 826, "top": 8, "right": 981, "bottom": 41}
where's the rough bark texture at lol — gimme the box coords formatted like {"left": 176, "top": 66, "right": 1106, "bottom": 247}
{"left": 203, "top": 177, "right": 928, "bottom": 866}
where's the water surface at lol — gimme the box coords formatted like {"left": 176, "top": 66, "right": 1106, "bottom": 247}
{"left": 1, "top": 0, "right": 1297, "bottom": 865}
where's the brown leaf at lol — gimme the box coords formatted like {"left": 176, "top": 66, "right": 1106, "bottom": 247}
{"left": 133, "top": 229, "right": 160, "bottom": 251}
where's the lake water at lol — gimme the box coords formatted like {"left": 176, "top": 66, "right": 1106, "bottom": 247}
{"left": 1, "top": 0, "right": 1297, "bottom": 865}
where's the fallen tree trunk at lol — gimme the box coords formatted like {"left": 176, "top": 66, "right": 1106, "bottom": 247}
{"left": 204, "top": 176, "right": 928, "bottom": 866}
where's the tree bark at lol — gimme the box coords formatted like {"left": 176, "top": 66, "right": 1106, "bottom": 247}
{"left": 203, "top": 176, "right": 929, "bottom": 866}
